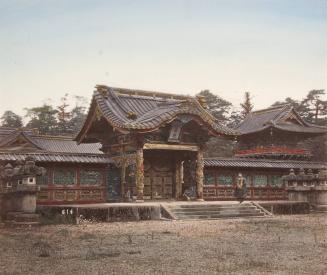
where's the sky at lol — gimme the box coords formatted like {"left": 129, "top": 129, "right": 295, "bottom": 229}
{"left": 0, "top": 0, "right": 327, "bottom": 116}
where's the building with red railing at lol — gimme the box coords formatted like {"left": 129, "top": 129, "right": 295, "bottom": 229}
{"left": 203, "top": 105, "right": 327, "bottom": 200}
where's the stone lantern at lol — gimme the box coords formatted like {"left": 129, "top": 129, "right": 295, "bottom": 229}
{"left": 0, "top": 157, "right": 46, "bottom": 225}
{"left": 283, "top": 168, "right": 327, "bottom": 212}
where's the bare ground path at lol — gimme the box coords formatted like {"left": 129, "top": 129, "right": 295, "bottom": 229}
{"left": 0, "top": 214, "right": 326, "bottom": 275}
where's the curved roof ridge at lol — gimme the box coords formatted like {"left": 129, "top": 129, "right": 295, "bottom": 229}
{"left": 104, "top": 85, "right": 192, "bottom": 100}
{"left": 252, "top": 104, "right": 291, "bottom": 114}
{"left": 76, "top": 84, "right": 238, "bottom": 141}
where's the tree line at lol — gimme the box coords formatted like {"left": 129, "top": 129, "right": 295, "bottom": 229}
{"left": 1, "top": 89, "right": 326, "bottom": 135}
{"left": 197, "top": 89, "right": 327, "bottom": 127}
{"left": 0, "top": 94, "right": 88, "bottom": 136}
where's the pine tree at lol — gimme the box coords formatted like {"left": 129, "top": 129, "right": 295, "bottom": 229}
{"left": 240, "top": 92, "right": 253, "bottom": 118}
{"left": 57, "top": 93, "right": 72, "bottom": 134}
{"left": 301, "top": 89, "right": 327, "bottom": 124}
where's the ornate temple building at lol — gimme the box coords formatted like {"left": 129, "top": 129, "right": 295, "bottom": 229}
{"left": 235, "top": 104, "right": 327, "bottom": 159}
{"left": 0, "top": 88, "right": 326, "bottom": 204}
{"left": 75, "top": 85, "right": 236, "bottom": 201}
{"left": 203, "top": 105, "right": 327, "bottom": 200}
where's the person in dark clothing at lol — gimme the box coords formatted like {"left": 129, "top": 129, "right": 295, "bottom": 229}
{"left": 234, "top": 173, "right": 247, "bottom": 203}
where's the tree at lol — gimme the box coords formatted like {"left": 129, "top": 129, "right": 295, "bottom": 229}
{"left": 67, "top": 96, "right": 88, "bottom": 133}
{"left": 240, "top": 92, "right": 253, "bottom": 118}
{"left": 196, "top": 90, "right": 232, "bottom": 125}
{"left": 228, "top": 109, "right": 243, "bottom": 129}
{"left": 301, "top": 89, "right": 327, "bottom": 124}
{"left": 271, "top": 97, "right": 300, "bottom": 108}
{"left": 25, "top": 105, "right": 58, "bottom": 135}
{"left": 57, "top": 94, "right": 72, "bottom": 134}
{"left": 196, "top": 90, "right": 238, "bottom": 157}
{"left": 0, "top": 111, "right": 23, "bottom": 128}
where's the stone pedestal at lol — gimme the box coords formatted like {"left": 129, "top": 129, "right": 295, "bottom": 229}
{"left": 284, "top": 169, "right": 327, "bottom": 212}
{"left": 287, "top": 186, "right": 312, "bottom": 202}
{"left": 4, "top": 185, "right": 40, "bottom": 225}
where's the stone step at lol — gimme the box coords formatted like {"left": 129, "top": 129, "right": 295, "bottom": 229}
{"left": 175, "top": 212, "right": 265, "bottom": 220}
{"left": 174, "top": 203, "right": 253, "bottom": 209}
{"left": 164, "top": 202, "right": 269, "bottom": 220}
{"left": 171, "top": 209, "right": 262, "bottom": 216}
{"left": 170, "top": 206, "right": 257, "bottom": 211}
{"left": 170, "top": 205, "right": 257, "bottom": 211}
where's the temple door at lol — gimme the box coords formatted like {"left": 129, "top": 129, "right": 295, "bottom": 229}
{"left": 144, "top": 158, "right": 173, "bottom": 199}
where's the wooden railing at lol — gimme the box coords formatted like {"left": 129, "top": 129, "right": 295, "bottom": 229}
{"left": 203, "top": 185, "right": 288, "bottom": 201}
{"left": 235, "top": 146, "right": 311, "bottom": 157}
{"left": 36, "top": 186, "right": 106, "bottom": 205}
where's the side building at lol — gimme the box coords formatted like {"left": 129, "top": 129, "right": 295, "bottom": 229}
{"left": 203, "top": 105, "right": 327, "bottom": 200}
{"left": 0, "top": 127, "right": 111, "bottom": 205}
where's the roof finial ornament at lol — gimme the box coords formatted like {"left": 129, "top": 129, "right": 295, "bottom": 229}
{"left": 196, "top": 95, "right": 208, "bottom": 109}
{"left": 96, "top": 85, "right": 109, "bottom": 96}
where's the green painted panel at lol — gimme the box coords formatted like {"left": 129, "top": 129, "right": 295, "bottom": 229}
{"left": 53, "top": 169, "right": 76, "bottom": 185}
{"left": 80, "top": 170, "right": 102, "bottom": 185}
{"left": 204, "top": 171, "right": 215, "bottom": 185}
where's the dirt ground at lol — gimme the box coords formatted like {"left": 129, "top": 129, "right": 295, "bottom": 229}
{"left": 0, "top": 214, "right": 326, "bottom": 275}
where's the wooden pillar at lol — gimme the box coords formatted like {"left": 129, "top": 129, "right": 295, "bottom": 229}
{"left": 196, "top": 148, "right": 204, "bottom": 201}
{"left": 120, "top": 162, "right": 126, "bottom": 200}
{"left": 135, "top": 148, "right": 144, "bottom": 202}
{"left": 175, "top": 160, "right": 184, "bottom": 199}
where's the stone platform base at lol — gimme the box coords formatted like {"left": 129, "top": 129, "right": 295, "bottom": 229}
{"left": 5, "top": 212, "right": 40, "bottom": 226}
{"left": 312, "top": 204, "right": 327, "bottom": 212}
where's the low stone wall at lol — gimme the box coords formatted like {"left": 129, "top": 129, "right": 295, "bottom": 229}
{"left": 37, "top": 205, "right": 162, "bottom": 225}
{"left": 259, "top": 202, "right": 310, "bottom": 215}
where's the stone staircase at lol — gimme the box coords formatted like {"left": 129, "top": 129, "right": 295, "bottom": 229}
{"left": 163, "top": 202, "right": 272, "bottom": 220}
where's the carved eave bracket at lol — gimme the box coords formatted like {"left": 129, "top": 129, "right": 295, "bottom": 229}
{"left": 111, "top": 154, "right": 137, "bottom": 168}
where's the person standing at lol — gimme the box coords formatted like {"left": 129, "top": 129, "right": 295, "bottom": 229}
{"left": 234, "top": 173, "right": 247, "bottom": 203}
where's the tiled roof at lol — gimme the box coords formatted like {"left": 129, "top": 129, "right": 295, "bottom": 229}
{"left": 0, "top": 128, "right": 107, "bottom": 163}
{"left": 0, "top": 153, "right": 110, "bottom": 164}
{"left": 204, "top": 157, "right": 327, "bottom": 170}
{"left": 76, "top": 85, "right": 237, "bottom": 142}
{"left": 32, "top": 136, "right": 103, "bottom": 154}
{"left": 237, "top": 105, "right": 327, "bottom": 135}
